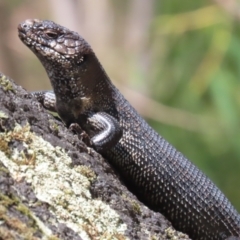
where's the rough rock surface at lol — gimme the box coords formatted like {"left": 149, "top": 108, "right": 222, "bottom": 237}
{"left": 0, "top": 72, "right": 191, "bottom": 240}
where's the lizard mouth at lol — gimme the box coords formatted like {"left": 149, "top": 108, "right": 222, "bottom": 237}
{"left": 18, "top": 31, "right": 29, "bottom": 45}
{"left": 18, "top": 27, "right": 27, "bottom": 41}
{"left": 18, "top": 26, "right": 36, "bottom": 49}
{"left": 18, "top": 19, "right": 40, "bottom": 47}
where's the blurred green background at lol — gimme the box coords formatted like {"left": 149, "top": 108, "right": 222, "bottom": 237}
{"left": 1, "top": 0, "right": 240, "bottom": 210}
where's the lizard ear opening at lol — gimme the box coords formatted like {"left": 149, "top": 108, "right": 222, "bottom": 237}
{"left": 77, "top": 55, "right": 86, "bottom": 65}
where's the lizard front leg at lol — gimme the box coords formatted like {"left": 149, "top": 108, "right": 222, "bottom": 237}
{"left": 32, "top": 91, "right": 122, "bottom": 152}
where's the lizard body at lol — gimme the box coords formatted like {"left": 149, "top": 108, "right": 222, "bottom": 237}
{"left": 18, "top": 19, "right": 240, "bottom": 240}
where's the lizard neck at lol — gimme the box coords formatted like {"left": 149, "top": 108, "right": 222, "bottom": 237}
{"left": 44, "top": 53, "right": 118, "bottom": 117}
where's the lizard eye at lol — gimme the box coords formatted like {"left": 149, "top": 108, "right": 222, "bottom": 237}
{"left": 45, "top": 30, "right": 58, "bottom": 39}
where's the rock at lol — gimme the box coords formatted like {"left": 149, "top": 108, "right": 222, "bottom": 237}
{"left": 0, "top": 72, "right": 190, "bottom": 240}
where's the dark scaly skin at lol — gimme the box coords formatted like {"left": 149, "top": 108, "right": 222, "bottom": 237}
{"left": 18, "top": 19, "right": 240, "bottom": 240}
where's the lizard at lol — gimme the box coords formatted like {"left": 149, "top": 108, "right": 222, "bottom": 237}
{"left": 18, "top": 19, "right": 240, "bottom": 240}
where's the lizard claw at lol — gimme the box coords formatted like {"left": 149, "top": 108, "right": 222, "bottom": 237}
{"left": 69, "top": 123, "right": 93, "bottom": 147}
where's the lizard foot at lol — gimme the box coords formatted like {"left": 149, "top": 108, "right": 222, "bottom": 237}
{"left": 69, "top": 123, "right": 93, "bottom": 147}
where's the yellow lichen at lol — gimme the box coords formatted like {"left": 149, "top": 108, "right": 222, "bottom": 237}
{"left": 0, "top": 111, "right": 8, "bottom": 119}
{"left": 0, "top": 124, "right": 128, "bottom": 240}
{"left": 0, "top": 75, "right": 14, "bottom": 92}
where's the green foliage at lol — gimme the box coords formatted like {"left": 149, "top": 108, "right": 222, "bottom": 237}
{"left": 149, "top": 2, "right": 240, "bottom": 210}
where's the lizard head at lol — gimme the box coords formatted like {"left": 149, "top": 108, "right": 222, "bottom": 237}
{"left": 18, "top": 19, "right": 112, "bottom": 113}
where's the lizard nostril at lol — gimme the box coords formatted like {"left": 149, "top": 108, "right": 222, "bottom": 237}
{"left": 22, "top": 23, "right": 28, "bottom": 29}
{"left": 19, "top": 19, "right": 35, "bottom": 30}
